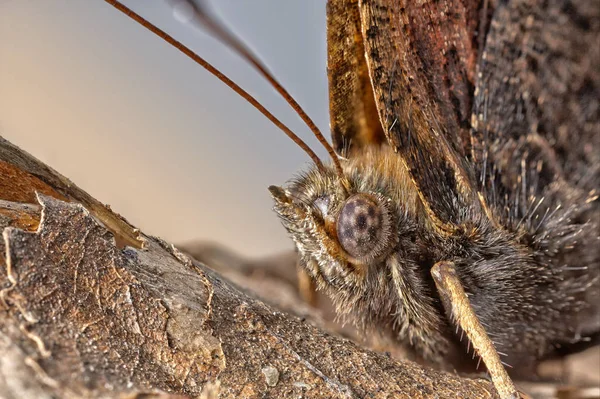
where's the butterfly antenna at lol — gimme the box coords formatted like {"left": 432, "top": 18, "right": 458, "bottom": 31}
{"left": 104, "top": 0, "right": 325, "bottom": 172}
{"left": 168, "top": 0, "right": 346, "bottom": 181}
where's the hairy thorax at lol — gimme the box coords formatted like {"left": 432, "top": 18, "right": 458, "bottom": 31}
{"left": 271, "top": 145, "right": 598, "bottom": 372}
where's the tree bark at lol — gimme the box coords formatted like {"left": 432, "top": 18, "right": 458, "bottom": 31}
{"left": 0, "top": 136, "right": 500, "bottom": 398}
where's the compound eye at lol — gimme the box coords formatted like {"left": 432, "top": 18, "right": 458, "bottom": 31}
{"left": 336, "top": 194, "right": 393, "bottom": 263}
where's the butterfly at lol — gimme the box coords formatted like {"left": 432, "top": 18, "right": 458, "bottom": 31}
{"left": 273, "top": 1, "right": 599, "bottom": 396}
{"left": 106, "top": 1, "right": 599, "bottom": 398}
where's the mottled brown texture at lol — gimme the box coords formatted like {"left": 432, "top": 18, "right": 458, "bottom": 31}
{"left": 0, "top": 200, "right": 40, "bottom": 232}
{"left": 2, "top": 195, "right": 222, "bottom": 396}
{"left": 354, "top": 0, "right": 487, "bottom": 228}
{"left": 471, "top": 0, "right": 600, "bottom": 195}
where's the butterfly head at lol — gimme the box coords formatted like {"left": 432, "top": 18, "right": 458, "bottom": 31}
{"left": 269, "top": 146, "right": 424, "bottom": 297}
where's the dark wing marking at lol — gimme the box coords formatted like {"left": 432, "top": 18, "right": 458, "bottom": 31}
{"left": 472, "top": 0, "right": 600, "bottom": 344}
{"left": 327, "top": 0, "right": 385, "bottom": 156}
{"left": 357, "top": 0, "right": 487, "bottom": 229}
{"left": 471, "top": 0, "right": 600, "bottom": 220}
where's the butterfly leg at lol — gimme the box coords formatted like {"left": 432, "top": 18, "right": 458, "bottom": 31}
{"left": 431, "top": 261, "right": 525, "bottom": 399}
{"left": 297, "top": 263, "right": 319, "bottom": 307}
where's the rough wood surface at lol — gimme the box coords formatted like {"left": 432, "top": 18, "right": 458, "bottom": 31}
{"left": 0, "top": 135, "right": 502, "bottom": 398}
{"left": 182, "top": 241, "right": 600, "bottom": 398}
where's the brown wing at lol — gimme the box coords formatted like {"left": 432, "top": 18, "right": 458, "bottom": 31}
{"left": 471, "top": 0, "right": 600, "bottom": 216}
{"left": 327, "top": 0, "right": 385, "bottom": 156}
{"left": 471, "top": 0, "right": 600, "bottom": 345}
{"left": 353, "top": 0, "right": 487, "bottom": 229}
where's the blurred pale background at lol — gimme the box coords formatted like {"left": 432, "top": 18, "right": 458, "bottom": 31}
{"left": 0, "top": 1, "right": 330, "bottom": 257}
